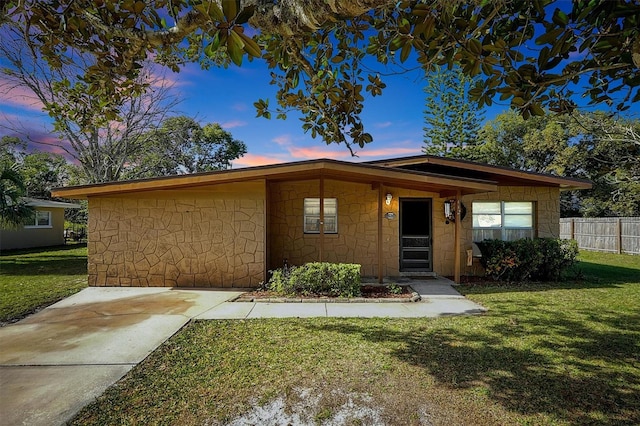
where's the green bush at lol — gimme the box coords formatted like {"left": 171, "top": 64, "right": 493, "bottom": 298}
{"left": 268, "top": 262, "right": 361, "bottom": 297}
{"left": 476, "top": 238, "right": 578, "bottom": 282}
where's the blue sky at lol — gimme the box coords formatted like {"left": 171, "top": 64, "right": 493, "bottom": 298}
{"left": 0, "top": 43, "right": 638, "bottom": 168}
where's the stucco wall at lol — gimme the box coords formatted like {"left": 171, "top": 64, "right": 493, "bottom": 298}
{"left": 0, "top": 208, "right": 65, "bottom": 250}
{"left": 463, "top": 186, "right": 561, "bottom": 238}
{"left": 268, "top": 181, "right": 561, "bottom": 278}
{"left": 385, "top": 187, "right": 453, "bottom": 276}
{"left": 450, "top": 185, "right": 562, "bottom": 277}
{"left": 87, "top": 181, "right": 265, "bottom": 287}
{"left": 268, "top": 180, "right": 448, "bottom": 277}
{"left": 85, "top": 179, "right": 561, "bottom": 287}
{"left": 269, "top": 180, "right": 379, "bottom": 276}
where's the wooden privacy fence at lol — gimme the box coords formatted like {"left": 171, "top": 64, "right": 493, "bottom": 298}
{"left": 560, "top": 217, "right": 640, "bottom": 255}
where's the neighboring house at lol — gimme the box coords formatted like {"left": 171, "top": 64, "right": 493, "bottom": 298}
{"left": 51, "top": 156, "right": 591, "bottom": 287}
{"left": 0, "top": 198, "right": 81, "bottom": 251}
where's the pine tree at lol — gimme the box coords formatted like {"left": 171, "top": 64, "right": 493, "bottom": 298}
{"left": 423, "top": 66, "right": 484, "bottom": 159}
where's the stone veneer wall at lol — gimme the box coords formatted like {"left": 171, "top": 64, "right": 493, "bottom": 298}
{"left": 449, "top": 185, "right": 562, "bottom": 277}
{"left": 268, "top": 180, "right": 448, "bottom": 277}
{"left": 269, "top": 180, "right": 379, "bottom": 275}
{"left": 269, "top": 181, "right": 561, "bottom": 278}
{"left": 87, "top": 181, "right": 265, "bottom": 287}
{"left": 384, "top": 187, "right": 453, "bottom": 276}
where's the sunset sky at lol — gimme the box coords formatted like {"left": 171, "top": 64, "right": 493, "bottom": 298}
{"left": 1, "top": 49, "right": 638, "bottom": 169}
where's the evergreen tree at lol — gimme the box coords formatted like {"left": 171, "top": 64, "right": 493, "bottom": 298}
{"left": 423, "top": 66, "right": 483, "bottom": 159}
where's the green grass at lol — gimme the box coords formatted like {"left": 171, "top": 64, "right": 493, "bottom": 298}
{"left": 0, "top": 244, "right": 88, "bottom": 323}
{"left": 71, "top": 251, "right": 640, "bottom": 426}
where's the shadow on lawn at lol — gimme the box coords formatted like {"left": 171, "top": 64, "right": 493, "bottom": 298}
{"left": 0, "top": 245, "right": 87, "bottom": 276}
{"left": 460, "top": 261, "right": 639, "bottom": 296}
{"left": 0, "top": 243, "right": 86, "bottom": 257}
{"left": 305, "top": 307, "right": 640, "bottom": 425}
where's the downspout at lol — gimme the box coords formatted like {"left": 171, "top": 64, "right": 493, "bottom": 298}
{"left": 378, "top": 183, "right": 384, "bottom": 284}
{"left": 319, "top": 175, "right": 324, "bottom": 262}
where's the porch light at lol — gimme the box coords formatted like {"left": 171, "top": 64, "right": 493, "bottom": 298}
{"left": 385, "top": 193, "right": 393, "bottom": 205}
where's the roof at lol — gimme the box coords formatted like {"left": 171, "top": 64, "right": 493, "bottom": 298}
{"left": 367, "top": 155, "right": 592, "bottom": 190}
{"left": 24, "top": 197, "right": 81, "bottom": 209}
{"left": 50, "top": 156, "right": 591, "bottom": 199}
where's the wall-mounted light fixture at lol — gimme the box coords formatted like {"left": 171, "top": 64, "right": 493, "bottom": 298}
{"left": 385, "top": 193, "right": 393, "bottom": 205}
{"left": 444, "top": 199, "right": 467, "bottom": 224}
{"left": 444, "top": 199, "right": 456, "bottom": 223}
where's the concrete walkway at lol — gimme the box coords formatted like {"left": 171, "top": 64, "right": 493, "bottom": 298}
{"left": 0, "top": 279, "right": 484, "bottom": 426}
{"left": 197, "top": 277, "right": 486, "bottom": 319}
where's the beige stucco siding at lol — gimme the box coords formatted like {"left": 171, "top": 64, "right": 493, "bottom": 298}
{"left": 85, "top": 178, "right": 561, "bottom": 287}
{"left": 268, "top": 180, "right": 452, "bottom": 277}
{"left": 269, "top": 180, "right": 380, "bottom": 276}
{"left": 268, "top": 181, "right": 561, "bottom": 278}
{"left": 448, "top": 185, "right": 562, "bottom": 277}
{"left": 87, "top": 181, "right": 265, "bottom": 287}
{"left": 0, "top": 208, "right": 65, "bottom": 250}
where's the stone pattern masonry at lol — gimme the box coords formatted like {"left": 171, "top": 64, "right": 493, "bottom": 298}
{"left": 87, "top": 183, "right": 265, "bottom": 287}
{"left": 269, "top": 180, "right": 449, "bottom": 277}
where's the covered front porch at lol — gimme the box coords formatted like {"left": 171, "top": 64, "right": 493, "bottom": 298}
{"left": 263, "top": 160, "right": 496, "bottom": 283}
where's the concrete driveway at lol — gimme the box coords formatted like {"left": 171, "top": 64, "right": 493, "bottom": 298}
{"left": 0, "top": 279, "right": 484, "bottom": 426}
{"left": 0, "top": 287, "right": 243, "bottom": 426}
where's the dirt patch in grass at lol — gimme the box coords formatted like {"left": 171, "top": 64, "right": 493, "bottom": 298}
{"left": 69, "top": 252, "right": 640, "bottom": 426}
{"left": 70, "top": 319, "right": 521, "bottom": 426}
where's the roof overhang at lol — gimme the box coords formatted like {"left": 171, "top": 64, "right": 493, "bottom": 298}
{"left": 51, "top": 159, "right": 498, "bottom": 199}
{"left": 368, "top": 155, "right": 593, "bottom": 191}
{"left": 24, "top": 197, "right": 81, "bottom": 209}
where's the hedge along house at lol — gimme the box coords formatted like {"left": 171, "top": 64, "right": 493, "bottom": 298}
{"left": 51, "top": 156, "right": 591, "bottom": 287}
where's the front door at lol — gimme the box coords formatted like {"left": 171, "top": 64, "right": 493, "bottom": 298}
{"left": 399, "top": 199, "right": 432, "bottom": 271}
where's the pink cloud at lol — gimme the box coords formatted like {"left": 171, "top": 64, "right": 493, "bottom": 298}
{"left": 148, "top": 70, "right": 190, "bottom": 89}
{"left": 232, "top": 102, "right": 248, "bottom": 112}
{"left": 220, "top": 120, "right": 248, "bottom": 129}
{"left": 0, "top": 112, "right": 24, "bottom": 125}
{"left": 272, "top": 134, "right": 293, "bottom": 146}
{"left": 357, "top": 147, "right": 421, "bottom": 157}
{"left": 232, "top": 153, "right": 289, "bottom": 167}
{"left": 288, "top": 145, "right": 353, "bottom": 160}
{"left": 375, "top": 121, "right": 393, "bottom": 128}
{"left": 0, "top": 78, "right": 45, "bottom": 111}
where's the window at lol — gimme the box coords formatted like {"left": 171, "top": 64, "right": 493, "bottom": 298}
{"left": 25, "top": 210, "right": 52, "bottom": 228}
{"left": 304, "top": 198, "right": 337, "bottom": 233}
{"left": 472, "top": 201, "right": 534, "bottom": 241}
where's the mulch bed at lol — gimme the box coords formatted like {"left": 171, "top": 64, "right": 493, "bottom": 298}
{"left": 234, "top": 284, "right": 420, "bottom": 303}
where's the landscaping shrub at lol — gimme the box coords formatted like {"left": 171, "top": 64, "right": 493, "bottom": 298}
{"left": 476, "top": 238, "right": 578, "bottom": 282}
{"left": 268, "top": 262, "right": 361, "bottom": 297}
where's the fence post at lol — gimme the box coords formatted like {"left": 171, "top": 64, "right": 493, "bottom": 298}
{"left": 617, "top": 217, "right": 622, "bottom": 254}
{"left": 570, "top": 218, "right": 575, "bottom": 240}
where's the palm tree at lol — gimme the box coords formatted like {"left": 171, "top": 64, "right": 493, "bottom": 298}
{"left": 0, "top": 163, "right": 34, "bottom": 229}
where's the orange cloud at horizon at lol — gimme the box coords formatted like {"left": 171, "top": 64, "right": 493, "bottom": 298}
{"left": 232, "top": 144, "right": 422, "bottom": 169}
{"left": 232, "top": 153, "right": 290, "bottom": 167}
{"left": 288, "top": 145, "right": 349, "bottom": 160}
{"left": 288, "top": 144, "right": 421, "bottom": 160}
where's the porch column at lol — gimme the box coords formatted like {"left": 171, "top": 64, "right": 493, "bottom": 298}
{"left": 264, "top": 179, "right": 270, "bottom": 283}
{"left": 319, "top": 175, "right": 324, "bottom": 262}
{"left": 454, "top": 189, "right": 462, "bottom": 283}
{"left": 377, "top": 183, "right": 384, "bottom": 284}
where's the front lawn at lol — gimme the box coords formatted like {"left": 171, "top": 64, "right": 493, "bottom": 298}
{"left": 0, "top": 244, "right": 88, "bottom": 324}
{"left": 71, "top": 251, "right": 640, "bottom": 425}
